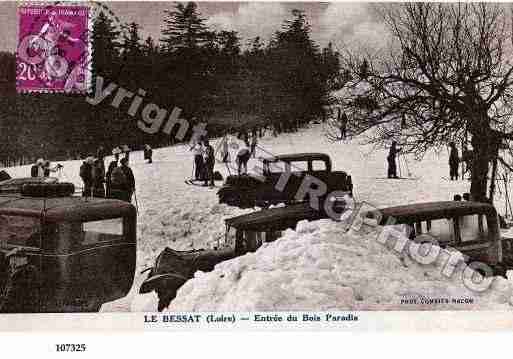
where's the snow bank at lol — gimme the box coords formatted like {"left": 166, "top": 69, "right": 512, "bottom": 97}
{"left": 167, "top": 219, "right": 513, "bottom": 311}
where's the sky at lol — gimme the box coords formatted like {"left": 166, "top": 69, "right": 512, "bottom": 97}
{"left": 0, "top": 1, "right": 387, "bottom": 53}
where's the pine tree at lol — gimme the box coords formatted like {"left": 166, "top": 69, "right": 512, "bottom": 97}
{"left": 266, "top": 9, "right": 327, "bottom": 131}
{"left": 92, "top": 11, "right": 121, "bottom": 79}
{"left": 121, "top": 22, "right": 142, "bottom": 60}
{"left": 161, "top": 2, "right": 210, "bottom": 52}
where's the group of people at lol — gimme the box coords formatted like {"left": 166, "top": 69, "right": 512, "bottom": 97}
{"left": 387, "top": 140, "right": 473, "bottom": 181}
{"left": 449, "top": 142, "right": 472, "bottom": 181}
{"left": 30, "top": 158, "right": 63, "bottom": 178}
{"left": 190, "top": 137, "right": 216, "bottom": 186}
{"left": 80, "top": 146, "right": 136, "bottom": 202}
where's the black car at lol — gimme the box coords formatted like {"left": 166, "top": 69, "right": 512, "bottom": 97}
{"left": 0, "top": 182, "right": 137, "bottom": 313}
{"left": 218, "top": 152, "right": 353, "bottom": 208}
{"left": 365, "top": 200, "right": 513, "bottom": 276}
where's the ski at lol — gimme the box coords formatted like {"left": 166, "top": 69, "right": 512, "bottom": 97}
{"left": 373, "top": 177, "right": 420, "bottom": 181}
{"left": 184, "top": 179, "right": 218, "bottom": 188}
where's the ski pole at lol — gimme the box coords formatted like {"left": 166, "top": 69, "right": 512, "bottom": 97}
{"left": 133, "top": 189, "right": 139, "bottom": 214}
{"left": 397, "top": 155, "right": 402, "bottom": 178}
{"left": 503, "top": 174, "right": 510, "bottom": 218}
{"left": 402, "top": 154, "right": 412, "bottom": 177}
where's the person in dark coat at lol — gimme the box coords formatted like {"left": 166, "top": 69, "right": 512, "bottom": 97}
{"left": 190, "top": 141, "right": 204, "bottom": 181}
{"left": 43, "top": 160, "right": 61, "bottom": 177}
{"left": 250, "top": 129, "right": 258, "bottom": 158}
{"left": 31, "top": 158, "right": 44, "bottom": 177}
{"left": 339, "top": 110, "right": 348, "bottom": 139}
{"left": 144, "top": 144, "right": 153, "bottom": 164}
{"left": 387, "top": 141, "right": 401, "bottom": 178}
{"left": 110, "top": 157, "right": 135, "bottom": 202}
{"left": 449, "top": 142, "right": 460, "bottom": 181}
{"left": 79, "top": 157, "right": 94, "bottom": 197}
{"left": 122, "top": 145, "right": 130, "bottom": 163}
{"left": 92, "top": 159, "right": 105, "bottom": 197}
{"left": 203, "top": 139, "right": 215, "bottom": 187}
{"left": 106, "top": 148, "right": 121, "bottom": 198}
{"left": 96, "top": 145, "right": 106, "bottom": 171}
{"left": 461, "top": 146, "right": 473, "bottom": 179}
{"left": 222, "top": 136, "right": 229, "bottom": 163}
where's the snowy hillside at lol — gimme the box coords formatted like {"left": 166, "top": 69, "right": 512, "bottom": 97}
{"left": 5, "top": 124, "right": 512, "bottom": 311}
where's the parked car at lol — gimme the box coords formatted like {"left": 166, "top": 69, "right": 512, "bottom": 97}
{"left": 140, "top": 202, "right": 347, "bottom": 311}
{"left": 367, "top": 200, "right": 513, "bottom": 276}
{"left": 218, "top": 152, "right": 353, "bottom": 208}
{"left": 224, "top": 202, "right": 339, "bottom": 253}
{"left": 0, "top": 182, "right": 137, "bottom": 312}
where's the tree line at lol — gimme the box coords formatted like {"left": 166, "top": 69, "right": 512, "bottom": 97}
{"left": 0, "top": 2, "right": 341, "bottom": 166}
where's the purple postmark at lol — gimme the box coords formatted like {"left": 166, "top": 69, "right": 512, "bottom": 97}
{"left": 16, "top": 4, "right": 91, "bottom": 93}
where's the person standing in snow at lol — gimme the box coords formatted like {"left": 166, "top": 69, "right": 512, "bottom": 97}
{"left": 250, "top": 128, "right": 258, "bottom": 158}
{"left": 203, "top": 139, "right": 215, "bottom": 187}
{"left": 96, "top": 145, "right": 106, "bottom": 171}
{"left": 31, "top": 158, "right": 45, "bottom": 177}
{"left": 110, "top": 157, "right": 135, "bottom": 202}
{"left": 236, "top": 132, "right": 251, "bottom": 175}
{"left": 92, "top": 158, "right": 105, "bottom": 197}
{"left": 43, "top": 160, "right": 62, "bottom": 177}
{"left": 144, "top": 144, "right": 153, "bottom": 164}
{"left": 79, "top": 156, "right": 94, "bottom": 197}
{"left": 106, "top": 147, "right": 121, "bottom": 198}
{"left": 338, "top": 109, "right": 348, "bottom": 140}
{"left": 387, "top": 141, "right": 401, "bottom": 178}
{"left": 122, "top": 145, "right": 130, "bottom": 163}
{"left": 222, "top": 136, "right": 230, "bottom": 163}
{"left": 462, "top": 146, "right": 473, "bottom": 179}
{"left": 190, "top": 140, "right": 204, "bottom": 181}
{"left": 449, "top": 142, "right": 460, "bottom": 181}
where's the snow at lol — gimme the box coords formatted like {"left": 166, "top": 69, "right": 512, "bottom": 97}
{"left": 4, "top": 124, "right": 513, "bottom": 312}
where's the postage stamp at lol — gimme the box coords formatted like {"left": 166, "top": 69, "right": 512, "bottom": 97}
{"left": 16, "top": 3, "right": 91, "bottom": 93}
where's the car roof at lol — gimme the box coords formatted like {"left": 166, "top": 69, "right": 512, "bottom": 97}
{"left": 0, "top": 195, "right": 136, "bottom": 222}
{"left": 225, "top": 203, "right": 329, "bottom": 231}
{"left": 262, "top": 153, "right": 330, "bottom": 163}
{"left": 375, "top": 201, "right": 496, "bottom": 224}
{"left": 0, "top": 177, "right": 58, "bottom": 193}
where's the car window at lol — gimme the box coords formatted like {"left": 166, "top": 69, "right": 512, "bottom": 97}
{"left": 243, "top": 230, "right": 265, "bottom": 251}
{"left": 0, "top": 215, "right": 41, "bottom": 248}
{"left": 290, "top": 161, "right": 308, "bottom": 172}
{"left": 57, "top": 218, "right": 125, "bottom": 250}
{"left": 266, "top": 161, "right": 288, "bottom": 174}
{"left": 312, "top": 160, "right": 327, "bottom": 171}
{"left": 459, "top": 215, "right": 488, "bottom": 242}
{"left": 422, "top": 218, "right": 456, "bottom": 244}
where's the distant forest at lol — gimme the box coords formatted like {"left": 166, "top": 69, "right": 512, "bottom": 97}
{"left": 0, "top": 2, "right": 343, "bottom": 166}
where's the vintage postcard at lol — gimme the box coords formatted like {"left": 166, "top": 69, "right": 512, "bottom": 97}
{"left": 0, "top": 0, "right": 513, "bottom": 333}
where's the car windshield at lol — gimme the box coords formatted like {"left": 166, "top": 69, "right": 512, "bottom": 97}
{"left": 0, "top": 215, "right": 41, "bottom": 248}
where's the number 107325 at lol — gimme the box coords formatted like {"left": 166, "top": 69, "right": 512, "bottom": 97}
{"left": 55, "top": 344, "right": 86, "bottom": 352}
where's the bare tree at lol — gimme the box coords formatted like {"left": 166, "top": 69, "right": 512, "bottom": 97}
{"left": 341, "top": 3, "right": 513, "bottom": 202}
